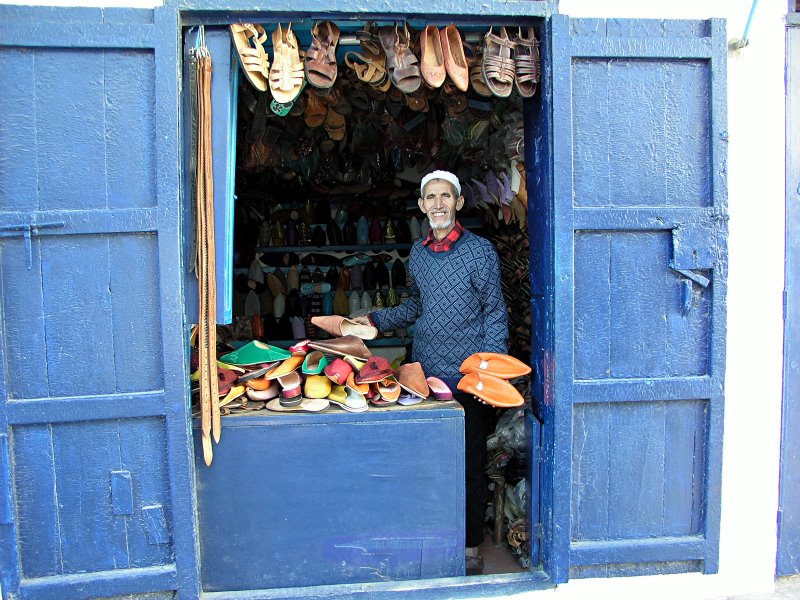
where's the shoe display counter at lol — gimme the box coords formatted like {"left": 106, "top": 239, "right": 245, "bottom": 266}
{"left": 193, "top": 401, "right": 466, "bottom": 591}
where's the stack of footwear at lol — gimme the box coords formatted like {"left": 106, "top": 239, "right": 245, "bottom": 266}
{"left": 457, "top": 352, "right": 531, "bottom": 408}
{"left": 191, "top": 328, "right": 459, "bottom": 417}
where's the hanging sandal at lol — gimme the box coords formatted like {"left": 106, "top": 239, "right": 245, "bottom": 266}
{"left": 469, "top": 45, "right": 493, "bottom": 97}
{"left": 229, "top": 23, "right": 270, "bottom": 92}
{"left": 356, "top": 21, "right": 382, "bottom": 55}
{"left": 381, "top": 23, "right": 422, "bottom": 94}
{"left": 305, "top": 20, "right": 340, "bottom": 89}
{"left": 482, "top": 26, "right": 516, "bottom": 98}
{"left": 513, "top": 26, "right": 540, "bottom": 98}
{"left": 344, "top": 49, "right": 387, "bottom": 85}
{"left": 269, "top": 23, "right": 305, "bottom": 103}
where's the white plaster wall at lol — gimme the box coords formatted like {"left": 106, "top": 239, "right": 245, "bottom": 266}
{"left": 0, "top": 1, "right": 787, "bottom": 599}
{"left": 525, "top": 2, "right": 788, "bottom": 600}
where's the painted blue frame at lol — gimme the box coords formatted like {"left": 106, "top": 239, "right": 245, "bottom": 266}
{"left": 778, "top": 20, "right": 800, "bottom": 578}
{"left": 175, "top": 4, "right": 554, "bottom": 597}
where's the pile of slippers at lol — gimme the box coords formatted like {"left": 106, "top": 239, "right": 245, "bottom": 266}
{"left": 194, "top": 330, "right": 455, "bottom": 415}
{"left": 457, "top": 352, "right": 531, "bottom": 408}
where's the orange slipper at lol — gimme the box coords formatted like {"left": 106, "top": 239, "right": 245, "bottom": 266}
{"left": 459, "top": 352, "right": 531, "bottom": 379}
{"left": 265, "top": 354, "right": 304, "bottom": 380}
{"left": 457, "top": 371, "right": 524, "bottom": 408}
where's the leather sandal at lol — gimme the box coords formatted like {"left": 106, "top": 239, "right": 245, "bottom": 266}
{"left": 380, "top": 23, "right": 422, "bottom": 94}
{"left": 344, "top": 49, "right": 387, "bottom": 85}
{"left": 229, "top": 23, "right": 270, "bottom": 92}
{"left": 304, "top": 89, "right": 328, "bottom": 128}
{"left": 324, "top": 108, "right": 346, "bottom": 141}
{"left": 513, "top": 26, "right": 540, "bottom": 98}
{"left": 305, "top": 20, "right": 340, "bottom": 89}
{"left": 482, "top": 26, "right": 516, "bottom": 98}
{"left": 440, "top": 24, "right": 469, "bottom": 92}
{"left": 356, "top": 21, "right": 382, "bottom": 55}
{"left": 269, "top": 23, "right": 305, "bottom": 103}
{"left": 469, "top": 45, "right": 493, "bottom": 97}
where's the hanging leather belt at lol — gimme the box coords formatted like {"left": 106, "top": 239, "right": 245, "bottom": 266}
{"left": 195, "top": 32, "right": 220, "bottom": 467}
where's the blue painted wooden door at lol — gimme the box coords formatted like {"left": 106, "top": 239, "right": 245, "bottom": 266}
{"left": 544, "top": 16, "right": 728, "bottom": 581}
{"left": 0, "top": 6, "right": 199, "bottom": 598}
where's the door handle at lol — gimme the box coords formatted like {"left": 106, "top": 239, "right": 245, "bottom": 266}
{"left": 670, "top": 261, "right": 709, "bottom": 315}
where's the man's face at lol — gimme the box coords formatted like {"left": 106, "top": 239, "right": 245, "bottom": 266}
{"left": 418, "top": 179, "right": 464, "bottom": 234}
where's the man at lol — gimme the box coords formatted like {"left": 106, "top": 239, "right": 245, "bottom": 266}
{"left": 357, "top": 170, "right": 509, "bottom": 575}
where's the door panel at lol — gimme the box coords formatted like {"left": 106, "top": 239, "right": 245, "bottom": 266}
{"left": 572, "top": 59, "right": 711, "bottom": 208}
{"left": 547, "top": 15, "right": 727, "bottom": 582}
{"left": 0, "top": 6, "right": 199, "bottom": 598}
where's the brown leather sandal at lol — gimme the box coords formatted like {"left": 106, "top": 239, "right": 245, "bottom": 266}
{"left": 269, "top": 23, "right": 305, "bottom": 103}
{"left": 380, "top": 23, "right": 422, "bottom": 94}
{"left": 468, "top": 45, "right": 493, "bottom": 97}
{"left": 344, "top": 49, "right": 387, "bottom": 85}
{"left": 482, "top": 26, "right": 516, "bottom": 98}
{"left": 229, "top": 23, "right": 270, "bottom": 92}
{"left": 356, "top": 21, "right": 381, "bottom": 55}
{"left": 324, "top": 108, "right": 346, "bottom": 141}
{"left": 303, "top": 89, "right": 328, "bottom": 128}
{"left": 513, "top": 27, "right": 540, "bottom": 98}
{"left": 305, "top": 20, "right": 340, "bottom": 89}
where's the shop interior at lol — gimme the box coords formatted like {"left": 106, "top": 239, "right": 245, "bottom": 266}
{"left": 191, "top": 17, "right": 540, "bottom": 583}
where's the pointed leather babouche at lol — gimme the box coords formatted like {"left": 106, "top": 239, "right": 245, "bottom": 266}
{"left": 396, "top": 362, "right": 430, "bottom": 398}
{"left": 219, "top": 340, "right": 291, "bottom": 366}
{"left": 457, "top": 371, "right": 524, "bottom": 408}
{"left": 440, "top": 24, "right": 469, "bottom": 92}
{"left": 459, "top": 352, "right": 531, "bottom": 379}
{"left": 310, "top": 335, "right": 373, "bottom": 360}
{"left": 311, "top": 315, "right": 378, "bottom": 340}
{"left": 420, "top": 25, "right": 447, "bottom": 88}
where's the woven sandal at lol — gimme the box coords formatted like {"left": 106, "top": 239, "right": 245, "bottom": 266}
{"left": 230, "top": 23, "right": 270, "bottom": 92}
{"left": 513, "top": 26, "right": 540, "bottom": 98}
{"left": 482, "top": 26, "right": 516, "bottom": 98}
{"left": 305, "top": 20, "right": 340, "bottom": 89}
{"left": 381, "top": 23, "right": 422, "bottom": 94}
{"left": 269, "top": 23, "right": 305, "bottom": 103}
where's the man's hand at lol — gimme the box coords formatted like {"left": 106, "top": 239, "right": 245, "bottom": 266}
{"left": 350, "top": 315, "right": 373, "bottom": 326}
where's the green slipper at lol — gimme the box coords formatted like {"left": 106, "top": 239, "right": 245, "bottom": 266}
{"left": 302, "top": 350, "right": 329, "bottom": 375}
{"left": 219, "top": 340, "right": 291, "bottom": 366}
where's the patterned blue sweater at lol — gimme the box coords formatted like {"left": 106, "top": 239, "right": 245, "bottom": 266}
{"left": 371, "top": 230, "right": 508, "bottom": 390}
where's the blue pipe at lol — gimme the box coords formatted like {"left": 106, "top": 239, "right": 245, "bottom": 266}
{"left": 741, "top": 0, "right": 759, "bottom": 45}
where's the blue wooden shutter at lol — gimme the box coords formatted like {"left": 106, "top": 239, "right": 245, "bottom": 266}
{"left": 545, "top": 16, "right": 728, "bottom": 581}
{"left": 0, "top": 6, "right": 200, "bottom": 598}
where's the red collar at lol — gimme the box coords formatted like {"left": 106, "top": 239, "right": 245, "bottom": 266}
{"left": 422, "top": 220, "right": 464, "bottom": 253}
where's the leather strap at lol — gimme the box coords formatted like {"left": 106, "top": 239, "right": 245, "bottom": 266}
{"left": 195, "top": 39, "right": 219, "bottom": 466}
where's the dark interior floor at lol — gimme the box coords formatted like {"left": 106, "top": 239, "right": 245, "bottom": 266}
{"left": 479, "top": 533, "right": 526, "bottom": 575}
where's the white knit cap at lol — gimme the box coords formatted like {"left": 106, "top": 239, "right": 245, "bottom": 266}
{"left": 420, "top": 170, "right": 461, "bottom": 197}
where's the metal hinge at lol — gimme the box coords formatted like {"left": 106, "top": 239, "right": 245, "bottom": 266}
{"left": 0, "top": 221, "right": 65, "bottom": 269}
{"left": 535, "top": 522, "right": 544, "bottom": 541}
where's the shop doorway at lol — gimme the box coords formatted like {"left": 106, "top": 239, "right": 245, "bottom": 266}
{"left": 184, "top": 18, "right": 543, "bottom": 593}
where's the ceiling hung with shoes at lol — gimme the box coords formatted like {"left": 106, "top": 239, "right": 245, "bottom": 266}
{"left": 228, "top": 20, "right": 538, "bottom": 355}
